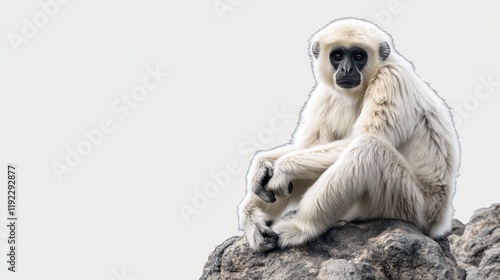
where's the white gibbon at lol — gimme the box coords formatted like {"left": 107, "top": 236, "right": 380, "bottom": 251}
{"left": 237, "top": 18, "right": 460, "bottom": 252}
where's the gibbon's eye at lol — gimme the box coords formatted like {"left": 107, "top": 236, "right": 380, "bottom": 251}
{"left": 354, "top": 53, "right": 364, "bottom": 61}
{"left": 333, "top": 53, "right": 343, "bottom": 61}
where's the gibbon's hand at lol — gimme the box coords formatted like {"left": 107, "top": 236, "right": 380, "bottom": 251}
{"left": 266, "top": 159, "right": 294, "bottom": 198}
{"left": 250, "top": 160, "right": 277, "bottom": 203}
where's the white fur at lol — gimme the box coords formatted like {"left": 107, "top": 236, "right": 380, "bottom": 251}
{"left": 237, "top": 18, "right": 460, "bottom": 251}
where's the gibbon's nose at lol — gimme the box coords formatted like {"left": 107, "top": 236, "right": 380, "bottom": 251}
{"left": 341, "top": 61, "right": 353, "bottom": 73}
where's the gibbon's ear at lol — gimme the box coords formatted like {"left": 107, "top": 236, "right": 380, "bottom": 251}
{"left": 311, "top": 41, "right": 320, "bottom": 59}
{"left": 379, "top": 41, "right": 391, "bottom": 61}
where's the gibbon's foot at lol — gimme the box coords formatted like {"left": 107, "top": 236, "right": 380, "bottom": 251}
{"left": 272, "top": 218, "right": 311, "bottom": 249}
{"left": 257, "top": 227, "right": 279, "bottom": 252}
{"left": 246, "top": 222, "right": 279, "bottom": 252}
{"left": 252, "top": 164, "right": 277, "bottom": 203}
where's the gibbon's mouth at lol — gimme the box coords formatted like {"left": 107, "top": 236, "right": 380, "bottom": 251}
{"left": 336, "top": 79, "right": 360, "bottom": 89}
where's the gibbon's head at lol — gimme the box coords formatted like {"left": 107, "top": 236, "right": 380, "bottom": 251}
{"left": 310, "top": 18, "right": 393, "bottom": 95}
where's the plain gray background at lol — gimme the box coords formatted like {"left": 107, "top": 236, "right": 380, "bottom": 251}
{"left": 1, "top": 1, "right": 499, "bottom": 279}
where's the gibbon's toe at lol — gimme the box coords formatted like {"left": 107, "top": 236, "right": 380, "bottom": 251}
{"left": 257, "top": 228, "right": 279, "bottom": 252}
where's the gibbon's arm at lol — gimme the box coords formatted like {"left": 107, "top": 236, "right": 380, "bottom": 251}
{"left": 353, "top": 65, "right": 420, "bottom": 146}
{"left": 264, "top": 139, "right": 351, "bottom": 198}
{"left": 273, "top": 140, "right": 351, "bottom": 181}
{"left": 247, "top": 144, "right": 298, "bottom": 182}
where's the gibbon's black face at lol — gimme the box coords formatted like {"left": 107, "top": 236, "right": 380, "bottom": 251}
{"left": 329, "top": 46, "right": 368, "bottom": 89}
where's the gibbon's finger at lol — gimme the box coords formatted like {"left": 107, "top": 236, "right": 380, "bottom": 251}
{"left": 267, "top": 180, "right": 291, "bottom": 198}
{"left": 254, "top": 187, "right": 276, "bottom": 203}
{"left": 266, "top": 164, "right": 273, "bottom": 178}
{"left": 253, "top": 166, "right": 276, "bottom": 202}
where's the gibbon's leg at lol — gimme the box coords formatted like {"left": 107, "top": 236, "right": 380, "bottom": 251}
{"left": 241, "top": 141, "right": 349, "bottom": 251}
{"left": 272, "top": 135, "right": 428, "bottom": 249}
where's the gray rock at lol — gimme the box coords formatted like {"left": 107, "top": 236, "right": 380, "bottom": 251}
{"left": 449, "top": 203, "right": 500, "bottom": 280}
{"left": 451, "top": 219, "right": 466, "bottom": 236}
{"left": 201, "top": 219, "right": 465, "bottom": 279}
{"left": 318, "top": 259, "right": 361, "bottom": 280}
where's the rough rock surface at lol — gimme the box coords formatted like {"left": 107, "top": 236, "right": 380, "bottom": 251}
{"left": 201, "top": 219, "right": 465, "bottom": 279}
{"left": 449, "top": 203, "right": 500, "bottom": 280}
